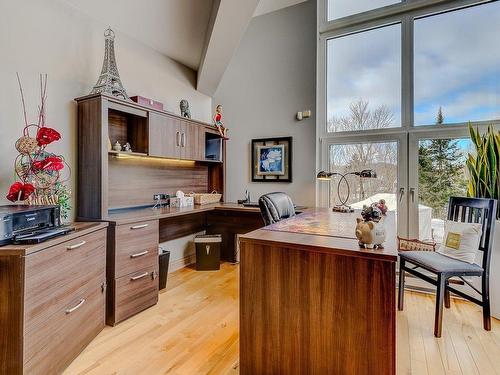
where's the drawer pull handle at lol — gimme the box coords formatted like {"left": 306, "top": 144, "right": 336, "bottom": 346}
{"left": 130, "top": 272, "right": 149, "bottom": 281}
{"left": 66, "top": 240, "right": 86, "bottom": 250}
{"left": 65, "top": 298, "right": 86, "bottom": 314}
{"left": 130, "top": 224, "right": 148, "bottom": 230}
{"left": 130, "top": 250, "right": 149, "bottom": 258}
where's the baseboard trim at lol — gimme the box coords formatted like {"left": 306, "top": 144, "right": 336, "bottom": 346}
{"left": 169, "top": 253, "right": 196, "bottom": 273}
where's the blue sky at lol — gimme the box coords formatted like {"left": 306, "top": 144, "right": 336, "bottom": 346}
{"left": 327, "top": 1, "right": 500, "bottom": 127}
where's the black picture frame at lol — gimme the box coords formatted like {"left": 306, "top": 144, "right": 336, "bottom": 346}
{"left": 251, "top": 137, "right": 292, "bottom": 183}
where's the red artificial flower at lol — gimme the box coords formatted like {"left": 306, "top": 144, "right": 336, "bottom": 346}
{"left": 6, "top": 182, "right": 35, "bottom": 202}
{"left": 36, "top": 127, "right": 61, "bottom": 146}
{"left": 32, "top": 156, "right": 64, "bottom": 171}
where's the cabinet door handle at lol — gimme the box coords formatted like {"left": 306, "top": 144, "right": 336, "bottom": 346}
{"left": 130, "top": 250, "right": 149, "bottom": 258}
{"left": 66, "top": 240, "right": 86, "bottom": 250}
{"left": 130, "top": 224, "right": 148, "bottom": 230}
{"left": 176, "top": 131, "right": 180, "bottom": 147}
{"left": 65, "top": 298, "right": 86, "bottom": 314}
{"left": 181, "top": 132, "right": 186, "bottom": 147}
{"left": 130, "top": 272, "right": 149, "bottom": 281}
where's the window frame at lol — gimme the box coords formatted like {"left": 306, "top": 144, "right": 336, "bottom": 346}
{"left": 317, "top": 0, "right": 500, "bottom": 212}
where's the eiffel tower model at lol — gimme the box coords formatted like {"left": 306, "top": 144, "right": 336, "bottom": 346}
{"left": 90, "top": 28, "right": 129, "bottom": 100}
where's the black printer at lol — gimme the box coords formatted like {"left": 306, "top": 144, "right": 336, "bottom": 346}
{"left": 0, "top": 205, "right": 68, "bottom": 245}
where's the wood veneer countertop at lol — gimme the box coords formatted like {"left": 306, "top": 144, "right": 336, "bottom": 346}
{"left": 240, "top": 208, "right": 398, "bottom": 262}
{"left": 0, "top": 222, "right": 108, "bottom": 256}
{"left": 93, "top": 203, "right": 261, "bottom": 225}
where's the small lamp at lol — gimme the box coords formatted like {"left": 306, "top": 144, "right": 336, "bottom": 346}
{"left": 317, "top": 169, "right": 377, "bottom": 212}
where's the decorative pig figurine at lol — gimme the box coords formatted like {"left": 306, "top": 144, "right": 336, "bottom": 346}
{"left": 355, "top": 218, "right": 386, "bottom": 249}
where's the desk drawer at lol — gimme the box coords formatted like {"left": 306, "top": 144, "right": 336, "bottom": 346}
{"left": 24, "top": 229, "right": 106, "bottom": 335}
{"left": 114, "top": 220, "right": 158, "bottom": 278}
{"left": 24, "top": 281, "right": 105, "bottom": 373}
{"left": 113, "top": 266, "right": 159, "bottom": 324}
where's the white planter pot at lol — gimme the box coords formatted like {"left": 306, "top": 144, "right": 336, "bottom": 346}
{"left": 491, "top": 220, "right": 500, "bottom": 320}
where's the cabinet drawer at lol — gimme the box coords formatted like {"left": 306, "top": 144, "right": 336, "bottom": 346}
{"left": 113, "top": 266, "right": 159, "bottom": 324}
{"left": 24, "top": 281, "right": 105, "bottom": 373}
{"left": 114, "top": 220, "right": 159, "bottom": 278}
{"left": 24, "top": 229, "right": 106, "bottom": 335}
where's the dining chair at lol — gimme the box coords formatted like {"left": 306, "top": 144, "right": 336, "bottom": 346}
{"left": 398, "top": 197, "right": 497, "bottom": 337}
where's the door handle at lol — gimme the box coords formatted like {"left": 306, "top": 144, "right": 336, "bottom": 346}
{"left": 176, "top": 131, "right": 180, "bottom": 147}
{"left": 66, "top": 240, "right": 86, "bottom": 250}
{"left": 130, "top": 272, "right": 149, "bottom": 281}
{"left": 399, "top": 187, "right": 405, "bottom": 202}
{"left": 130, "top": 224, "right": 148, "bottom": 230}
{"left": 410, "top": 187, "right": 415, "bottom": 203}
{"left": 130, "top": 250, "right": 149, "bottom": 258}
{"left": 181, "top": 132, "right": 186, "bottom": 147}
{"left": 65, "top": 298, "right": 86, "bottom": 314}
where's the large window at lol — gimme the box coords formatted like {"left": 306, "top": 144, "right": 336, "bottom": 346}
{"left": 414, "top": 2, "right": 500, "bottom": 126}
{"left": 319, "top": 0, "right": 500, "bottom": 238}
{"left": 327, "top": 0, "right": 400, "bottom": 21}
{"left": 327, "top": 25, "right": 401, "bottom": 132}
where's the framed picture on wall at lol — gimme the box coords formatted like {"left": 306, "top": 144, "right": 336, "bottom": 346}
{"left": 251, "top": 137, "right": 292, "bottom": 182}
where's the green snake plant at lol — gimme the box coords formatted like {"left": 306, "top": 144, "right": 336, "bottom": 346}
{"left": 467, "top": 124, "right": 500, "bottom": 218}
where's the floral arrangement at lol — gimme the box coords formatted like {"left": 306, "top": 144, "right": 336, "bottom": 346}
{"left": 6, "top": 74, "right": 71, "bottom": 219}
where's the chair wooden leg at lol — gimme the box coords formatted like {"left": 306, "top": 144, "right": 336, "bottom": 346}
{"left": 444, "top": 280, "right": 450, "bottom": 309}
{"left": 434, "top": 274, "right": 446, "bottom": 338}
{"left": 398, "top": 259, "right": 405, "bottom": 311}
{"left": 482, "top": 274, "right": 491, "bottom": 331}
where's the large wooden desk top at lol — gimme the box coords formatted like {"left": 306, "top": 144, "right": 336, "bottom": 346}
{"left": 83, "top": 203, "right": 261, "bottom": 225}
{"left": 240, "top": 208, "right": 398, "bottom": 262}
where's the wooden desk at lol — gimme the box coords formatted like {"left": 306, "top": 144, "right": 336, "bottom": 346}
{"left": 239, "top": 209, "right": 397, "bottom": 375}
{"left": 98, "top": 203, "right": 264, "bottom": 325}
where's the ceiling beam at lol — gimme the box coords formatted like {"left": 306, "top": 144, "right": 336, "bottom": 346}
{"left": 197, "top": 0, "right": 260, "bottom": 96}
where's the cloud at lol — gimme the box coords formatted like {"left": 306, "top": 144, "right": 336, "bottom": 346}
{"left": 326, "top": 1, "right": 500, "bottom": 127}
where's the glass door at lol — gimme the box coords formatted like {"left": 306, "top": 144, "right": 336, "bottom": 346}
{"left": 408, "top": 130, "right": 472, "bottom": 243}
{"left": 324, "top": 134, "right": 408, "bottom": 237}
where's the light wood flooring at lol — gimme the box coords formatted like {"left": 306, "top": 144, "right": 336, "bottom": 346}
{"left": 65, "top": 263, "right": 500, "bottom": 375}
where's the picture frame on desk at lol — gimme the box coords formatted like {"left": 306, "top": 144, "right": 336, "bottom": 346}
{"left": 251, "top": 137, "right": 292, "bottom": 182}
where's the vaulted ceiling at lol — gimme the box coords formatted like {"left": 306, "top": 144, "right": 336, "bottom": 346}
{"left": 63, "top": 0, "right": 308, "bottom": 94}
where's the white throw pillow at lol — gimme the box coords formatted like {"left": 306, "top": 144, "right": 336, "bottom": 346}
{"left": 437, "top": 221, "right": 483, "bottom": 264}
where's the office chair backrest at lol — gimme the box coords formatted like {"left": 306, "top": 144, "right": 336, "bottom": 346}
{"left": 447, "top": 196, "right": 497, "bottom": 271}
{"left": 259, "top": 192, "right": 296, "bottom": 226}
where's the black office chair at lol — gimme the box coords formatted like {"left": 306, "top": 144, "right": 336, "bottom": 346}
{"left": 258, "top": 192, "right": 296, "bottom": 225}
{"left": 398, "top": 197, "right": 497, "bottom": 337}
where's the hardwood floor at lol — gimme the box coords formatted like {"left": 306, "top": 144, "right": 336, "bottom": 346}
{"left": 65, "top": 263, "right": 500, "bottom": 375}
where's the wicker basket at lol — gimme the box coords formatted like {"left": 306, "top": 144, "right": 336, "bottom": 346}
{"left": 191, "top": 191, "right": 222, "bottom": 205}
{"left": 397, "top": 236, "right": 436, "bottom": 252}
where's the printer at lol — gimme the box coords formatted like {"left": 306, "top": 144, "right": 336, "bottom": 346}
{"left": 0, "top": 205, "right": 65, "bottom": 245}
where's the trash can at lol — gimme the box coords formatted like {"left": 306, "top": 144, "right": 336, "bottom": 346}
{"left": 159, "top": 247, "right": 170, "bottom": 290}
{"left": 195, "top": 234, "right": 222, "bottom": 271}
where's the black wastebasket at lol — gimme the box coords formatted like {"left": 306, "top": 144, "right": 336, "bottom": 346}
{"left": 159, "top": 247, "right": 170, "bottom": 290}
{"left": 195, "top": 234, "right": 222, "bottom": 271}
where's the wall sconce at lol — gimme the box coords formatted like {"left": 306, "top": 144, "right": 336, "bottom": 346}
{"left": 296, "top": 110, "right": 312, "bottom": 121}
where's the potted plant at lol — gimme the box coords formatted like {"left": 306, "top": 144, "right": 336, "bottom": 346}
{"left": 467, "top": 124, "right": 500, "bottom": 318}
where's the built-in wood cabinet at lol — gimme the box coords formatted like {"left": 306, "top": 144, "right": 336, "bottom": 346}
{"left": 0, "top": 223, "right": 108, "bottom": 375}
{"left": 75, "top": 93, "right": 226, "bottom": 218}
{"left": 149, "top": 112, "right": 181, "bottom": 159}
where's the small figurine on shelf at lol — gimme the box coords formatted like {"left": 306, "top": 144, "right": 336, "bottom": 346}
{"left": 213, "top": 104, "right": 229, "bottom": 140}
{"left": 361, "top": 204, "right": 383, "bottom": 223}
{"left": 112, "top": 141, "right": 122, "bottom": 152}
{"left": 180, "top": 99, "right": 191, "bottom": 119}
{"left": 123, "top": 142, "right": 132, "bottom": 152}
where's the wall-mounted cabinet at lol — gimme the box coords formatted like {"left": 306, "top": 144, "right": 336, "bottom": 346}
{"left": 75, "top": 93, "right": 225, "bottom": 219}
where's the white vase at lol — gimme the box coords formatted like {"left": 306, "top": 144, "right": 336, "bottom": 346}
{"left": 490, "top": 221, "right": 500, "bottom": 320}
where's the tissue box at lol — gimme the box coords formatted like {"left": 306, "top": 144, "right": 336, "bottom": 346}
{"left": 170, "top": 196, "right": 194, "bottom": 208}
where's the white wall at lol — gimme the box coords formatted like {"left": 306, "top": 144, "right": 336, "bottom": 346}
{"left": 214, "top": 1, "right": 317, "bottom": 206}
{"left": 0, "top": 0, "right": 212, "bottom": 217}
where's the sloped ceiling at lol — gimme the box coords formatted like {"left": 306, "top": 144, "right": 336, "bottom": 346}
{"left": 62, "top": 0, "right": 215, "bottom": 71}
